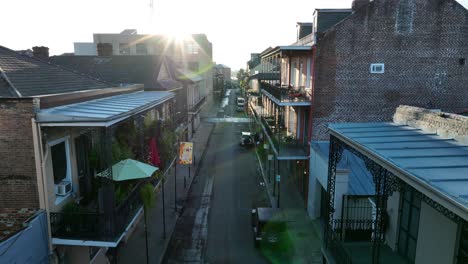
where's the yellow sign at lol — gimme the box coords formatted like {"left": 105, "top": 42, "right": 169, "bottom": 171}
{"left": 178, "top": 142, "right": 193, "bottom": 165}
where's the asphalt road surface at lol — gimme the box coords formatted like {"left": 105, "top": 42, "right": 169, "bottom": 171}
{"left": 164, "top": 90, "right": 269, "bottom": 264}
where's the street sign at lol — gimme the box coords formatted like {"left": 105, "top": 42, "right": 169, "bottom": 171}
{"left": 268, "top": 154, "right": 273, "bottom": 161}
{"left": 276, "top": 175, "right": 281, "bottom": 182}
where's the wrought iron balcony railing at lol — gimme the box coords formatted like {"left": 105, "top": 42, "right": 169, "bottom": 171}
{"left": 260, "top": 115, "right": 308, "bottom": 156}
{"left": 261, "top": 82, "right": 311, "bottom": 104}
{"left": 189, "top": 96, "right": 206, "bottom": 113}
{"left": 50, "top": 183, "right": 143, "bottom": 242}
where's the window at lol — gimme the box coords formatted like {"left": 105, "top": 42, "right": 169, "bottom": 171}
{"left": 119, "top": 43, "right": 130, "bottom": 55}
{"left": 185, "top": 42, "right": 198, "bottom": 54}
{"left": 370, "top": 63, "right": 385, "bottom": 74}
{"left": 398, "top": 189, "right": 421, "bottom": 262}
{"left": 136, "top": 43, "right": 147, "bottom": 54}
{"left": 459, "top": 58, "right": 465, "bottom": 66}
{"left": 51, "top": 141, "right": 68, "bottom": 184}
{"left": 396, "top": 0, "right": 415, "bottom": 34}
{"left": 188, "top": 62, "right": 199, "bottom": 72}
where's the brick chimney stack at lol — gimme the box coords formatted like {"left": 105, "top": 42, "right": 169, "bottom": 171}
{"left": 97, "top": 43, "right": 113, "bottom": 56}
{"left": 352, "top": 0, "right": 370, "bottom": 11}
{"left": 32, "top": 46, "right": 49, "bottom": 59}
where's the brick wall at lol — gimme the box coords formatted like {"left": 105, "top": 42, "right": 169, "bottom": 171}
{"left": 0, "top": 98, "right": 40, "bottom": 238}
{"left": 312, "top": 0, "right": 468, "bottom": 140}
{"left": 394, "top": 105, "right": 468, "bottom": 143}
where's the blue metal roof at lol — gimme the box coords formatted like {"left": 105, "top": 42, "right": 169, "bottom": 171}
{"left": 328, "top": 122, "right": 468, "bottom": 220}
{"left": 312, "top": 141, "right": 375, "bottom": 195}
{"left": 37, "top": 91, "right": 174, "bottom": 126}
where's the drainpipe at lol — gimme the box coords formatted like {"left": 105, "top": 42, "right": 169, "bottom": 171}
{"left": 307, "top": 46, "right": 317, "bottom": 143}
{"left": 32, "top": 119, "right": 53, "bottom": 254}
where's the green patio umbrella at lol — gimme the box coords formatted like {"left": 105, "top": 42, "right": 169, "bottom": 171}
{"left": 97, "top": 159, "right": 159, "bottom": 181}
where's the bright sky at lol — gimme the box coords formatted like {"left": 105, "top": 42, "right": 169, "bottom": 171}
{"left": 1, "top": 0, "right": 468, "bottom": 71}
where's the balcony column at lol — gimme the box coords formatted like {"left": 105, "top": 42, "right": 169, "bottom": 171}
{"left": 325, "top": 135, "right": 344, "bottom": 247}
{"left": 100, "top": 126, "right": 116, "bottom": 239}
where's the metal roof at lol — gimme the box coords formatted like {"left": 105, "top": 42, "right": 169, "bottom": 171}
{"left": 37, "top": 91, "right": 174, "bottom": 126}
{"left": 312, "top": 141, "right": 375, "bottom": 195}
{"left": 328, "top": 122, "right": 468, "bottom": 220}
{"left": 262, "top": 46, "right": 312, "bottom": 58}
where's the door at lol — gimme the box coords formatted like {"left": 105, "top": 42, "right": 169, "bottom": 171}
{"left": 398, "top": 190, "right": 421, "bottom": 262}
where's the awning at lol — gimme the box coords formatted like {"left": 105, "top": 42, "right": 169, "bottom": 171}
{"left": 329, "top": 122, "right": 468, "bottom": 221}
{"left": 36, "top": 91, "right": 174, "bottom": 127}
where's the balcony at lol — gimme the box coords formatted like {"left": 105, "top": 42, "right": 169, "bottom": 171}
{"left": 50, "top": 182, "right": 143, "bottom": 245}
{"left": 325, "top": 196, "right": 409, "bottom": 264}
{"left": 261, "top": 82, "right": 311, "bottom": 106}
{"left": 189, "top": 96, "right": 206, "bottom": 114}
{"left": 259, "top": 115, "right": 308, "bottom": 159}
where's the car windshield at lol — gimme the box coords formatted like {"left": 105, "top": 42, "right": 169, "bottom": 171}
{"left": 2, "top": 1, "right": 468, "bottom": 264}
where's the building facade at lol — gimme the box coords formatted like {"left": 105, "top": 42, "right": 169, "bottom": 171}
{"left": 322, "top": 105, "right": 468, "bottom": 264}
{"left": 0, "top": 46, "right": 176, "bottom": 263}
{"left": 74, "top": 29, "right": 213, "bottom": 103}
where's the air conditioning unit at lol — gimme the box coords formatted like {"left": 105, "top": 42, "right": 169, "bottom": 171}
{"left": 55, "top": 181, "right": 72, "bottom": 196}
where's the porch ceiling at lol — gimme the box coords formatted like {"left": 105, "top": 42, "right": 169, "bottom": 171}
{"left": 36, "top": 91, "right": 174, "bottom": 127}
{"left": 329, "top": 122, "right": 468, "bottom": 221}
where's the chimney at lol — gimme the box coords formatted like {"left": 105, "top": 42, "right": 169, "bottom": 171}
{"left": 352, "top": 0, "right": 370, "bottom": 11}
{"left": 32, "top": 46, "right": 49, "bottom": 59}
{"left": 97, "top": 43, "right": 113, "bottom": 56}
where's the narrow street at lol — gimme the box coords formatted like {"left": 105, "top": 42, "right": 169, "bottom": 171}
{"left": 163, "top": 90, "right": 269, "bottom": 264}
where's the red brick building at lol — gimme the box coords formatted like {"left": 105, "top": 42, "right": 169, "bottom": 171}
{"left": 311, "top": 0, "right": 468, "bottom": 140}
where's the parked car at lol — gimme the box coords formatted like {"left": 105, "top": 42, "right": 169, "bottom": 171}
{"left": 240, "top": 131, "right": 253, "bottom": 147}
{"left": 252, "top": 207, "right": 287, "bottom": 248}
{"left": 236, "top": 97, "right": 245, "bottom": 111}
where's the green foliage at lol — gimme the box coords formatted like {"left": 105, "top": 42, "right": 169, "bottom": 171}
{"left": 159, "top": 124, "right": 176, "bottom": 168}
{"left": 89, "top": 147, "right": 99, "bottom": 169}
{"left": 257, "top": 144, "right": 267, "bottom": 161}
{"left": 140, "top": 183, "right": 155, "bottom": 210}
{"left": 112, "top": 142, "right": 134, "bottom": 163}
{"left": 61, "top": 201, "right": 92, "bottom": 214}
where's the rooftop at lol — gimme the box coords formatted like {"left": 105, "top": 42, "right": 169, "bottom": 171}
{"left": 37, "top": 91, "right": 174, "bottom": 126}
{"left": 50, "top": 55, "right": 183, "bottom": 91}
{"left": 0, "top": 46, "right": 112, "bottom": 97}
{"left": 329, "top": 122, "right": 468, "bottom": 221}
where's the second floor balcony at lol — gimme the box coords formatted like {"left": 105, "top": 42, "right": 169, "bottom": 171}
{"left": 261, "top": 82, "right": 311, "bottom": 106}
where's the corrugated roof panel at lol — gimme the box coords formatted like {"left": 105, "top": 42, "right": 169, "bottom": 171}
{"left": 37, "top": 91, "right": 174, "bottom": 125}
{"left": 329, "top": 122, "right": 468, "bottom": 220}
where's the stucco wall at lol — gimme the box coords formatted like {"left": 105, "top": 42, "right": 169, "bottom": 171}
{"left": 415, "top": 201, "right": 458, "bottom": 264}
{"left": 385, "top": 191, "right": 400, "bottom": 251}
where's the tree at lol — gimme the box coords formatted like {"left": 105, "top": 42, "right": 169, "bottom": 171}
{"left": 140, "top": 183, "right": 156, "bottom": 264}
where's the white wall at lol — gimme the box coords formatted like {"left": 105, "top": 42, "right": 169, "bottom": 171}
{"left": 74, "top": 42, "right": 97, "bottom": 56}
{"left": 333, "top": 170, "right": 349, "bottom": 220}
{"left": 415, "top": 201, "right": 458, "bottom": 264}
{"left": 385, "top": 191, "right": 400, "bottom": 251}
{"left": 307, "top": 146, "right": 328, "bottom": 219}
{"left": 307, "top": 144, "right": 350, "bottom": 221}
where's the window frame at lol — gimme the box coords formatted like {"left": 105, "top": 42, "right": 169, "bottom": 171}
{"left": 48, "top": 136, "right": 72, "bottom": 203}
{"left": 370, "top": 63, "right": 385, "bottom": 74}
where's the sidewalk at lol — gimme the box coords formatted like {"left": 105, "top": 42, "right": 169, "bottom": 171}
{"left": 117, "top": 101, "right": 217, "bottom": 264}
{"left": 254, "top": 144, "right": 323, "bottom": 264}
